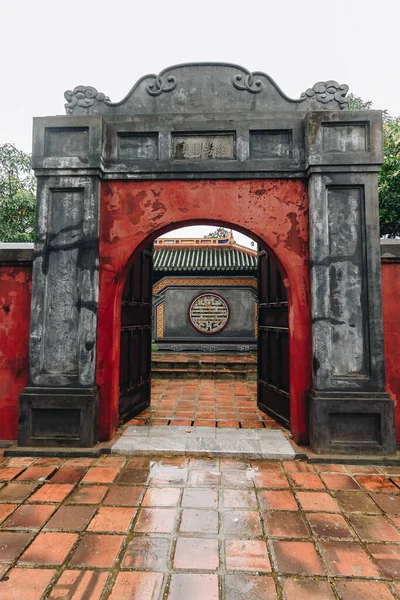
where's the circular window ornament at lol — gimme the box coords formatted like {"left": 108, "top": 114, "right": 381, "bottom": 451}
{"left": 189, "top": 293, "right": 230, "bottom": 334}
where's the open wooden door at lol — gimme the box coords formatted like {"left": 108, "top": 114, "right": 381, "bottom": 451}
{"left": 119, "top": 244, "right": 153, "bottom": 423}
{"left": 257, "top": 249, "right": 290, "bottom": 427}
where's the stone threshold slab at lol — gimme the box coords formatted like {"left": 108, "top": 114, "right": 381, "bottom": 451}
{"left": 110, "top": 426, "right": 297, "bottom": 459}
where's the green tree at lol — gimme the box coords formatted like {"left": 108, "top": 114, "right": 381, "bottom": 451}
{"left": 0, "top": 143, "right": 36, "bottom": 242}
{"left": 348, "top": 95, "right": 400, "bottom": 237}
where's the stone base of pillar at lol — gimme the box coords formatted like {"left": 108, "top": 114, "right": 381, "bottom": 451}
{"left": 19, "top": 387, "right": 98, "bottom": 448}
{"left": 309, "top": 390, "right": 396, "bottom": 455}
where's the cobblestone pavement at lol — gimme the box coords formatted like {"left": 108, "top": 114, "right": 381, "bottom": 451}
{"left": 1, "top": 454, "right": 400, "bottom": 598}
{"left": 125, "top": 379, "right": 285, "bottom": 430}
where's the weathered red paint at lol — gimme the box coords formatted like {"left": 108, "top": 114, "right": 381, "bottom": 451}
{"left": 97, "top": 180, "right": 313, "bottom": 445}
{"left": 0, "top": 266, "right": 32, "bottom": 440}
{"left": 382, "top": 259, "right": 400, "bottom": 442}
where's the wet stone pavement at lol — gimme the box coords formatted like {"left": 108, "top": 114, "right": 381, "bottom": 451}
{"left": 1, "top": 455, "right": 400, "bottom": 598}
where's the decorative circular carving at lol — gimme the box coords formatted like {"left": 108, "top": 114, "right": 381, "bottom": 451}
{"left": 189, "top": 293, "right": 230, "bottom": 335}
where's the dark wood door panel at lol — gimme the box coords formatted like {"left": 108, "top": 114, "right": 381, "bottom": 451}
{"left": 119, "top": 245, "right": 153, "bottom": 423}
{"left": 257, "top": 249, "right": 290, "bottom": 427}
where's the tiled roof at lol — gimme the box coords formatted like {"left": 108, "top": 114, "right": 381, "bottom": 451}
{"left": 153, "top": 245, "right": 257, "bottom": 271}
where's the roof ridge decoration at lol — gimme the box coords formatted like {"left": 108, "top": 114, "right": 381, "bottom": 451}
{"left": 64, "top": 63, "right": 349, "bottom": 115}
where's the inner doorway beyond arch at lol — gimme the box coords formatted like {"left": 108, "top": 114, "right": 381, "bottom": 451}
{"left": 96, "top": 179, "right": 312, "bottom": 445}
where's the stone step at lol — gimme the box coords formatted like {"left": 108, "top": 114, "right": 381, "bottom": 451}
{"left": 152, "top": 368, "right": 256, "bottom": 381}
{"left": 151, "top": 353, "right": 257, "bottom": 380}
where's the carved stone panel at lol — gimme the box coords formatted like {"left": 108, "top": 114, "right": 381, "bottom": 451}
{"left": 118, "top": 133, "right": 158, "bottom": 160}
{"left": 322, "top": 123, "right": 368, "bottom": 153}
{"left": 173, "top": 134, "right": 235, "bottom": 160}
{"left": 189, "top": 293, "right": 230, "bottom": 334}
{"left": 42, "top": 189, "right": 83, "bottom": 375}
{"left": 327, "top": 186, "right": 368, "bottom": 378}
{"left": 250, "top": 130, "right": 292, "bottom": 159}
{"left": 45, "top": 127, "right": 89, "bottom": 157}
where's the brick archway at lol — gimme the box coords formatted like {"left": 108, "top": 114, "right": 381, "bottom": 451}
{"left": 96, "top": 179, "right": 312, "bottom": 444}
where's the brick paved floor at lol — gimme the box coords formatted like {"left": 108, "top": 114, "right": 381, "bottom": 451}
{"left": 1, "top": 454, "right": 400, "bottom": 598}
{"left": 125, "top": 379, "right": 285, "bottom": 430}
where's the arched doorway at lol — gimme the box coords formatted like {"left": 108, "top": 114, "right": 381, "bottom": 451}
{"left": 96, "top": 180, "right": 312, "bottom": 445}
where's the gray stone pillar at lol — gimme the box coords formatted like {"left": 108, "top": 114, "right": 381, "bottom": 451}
{"left": 19, "top": 117, "right": 103, "bottom": 447}
{"left": 306, "top": 110, "right": 396, "bottom": 454}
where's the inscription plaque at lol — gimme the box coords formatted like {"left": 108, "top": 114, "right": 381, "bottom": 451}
{"left": 173, "top": 134, "right": 234, "bottom": 160}
{"left": 189, "top": 293, "right": 230, "bottom": 334}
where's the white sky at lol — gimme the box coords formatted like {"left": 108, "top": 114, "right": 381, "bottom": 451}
{"left": 1, "top": 0, "right": 399, "bottom": 246}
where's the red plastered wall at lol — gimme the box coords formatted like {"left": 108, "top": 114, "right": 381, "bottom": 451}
{"left": 0, "top": 265, "right": 32, "bottom": 440}
{"left": 97, "top": 180, "right": 312, "bottom": 444}
{"left": 382, "top": 259, "right": 400, "bottom": 443}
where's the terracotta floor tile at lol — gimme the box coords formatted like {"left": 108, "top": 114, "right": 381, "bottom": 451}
{"left": 19, "top": 532, "right": 78, "bottom": 565}
{"left": 66, "top": 485, "right": 108, "bottom": 505}
{"left": 110, "top": 572, "right": 164, "bottom": 600}
{"left": 4, "top": 458, "right": 34, "bottom": 468}
{"left": 220, "top": 459, "right": 251, "bottom": 471}
{"left": 223, "top": 489, "right": 257, "bottom": 509}
{"left": 349, "top": 514, "right": 400, "bottom": 541}
{"left": 320, "top": 473, "right": 361, "bottom": 491}
{"left": 134, "top": 508, "right": 176, "bottom": 533}
{"left": 189, "top": 458, "right": 218, "bottom": 470}
{"left": 44, "top": 505, "right": 96, "bottom": 531}
{"left": 314, "top": 464, "right": 348, "bottom": 473}
{"left": 48, "top": 570, "right": 109, "bottom": 600}
{"left": 0, "top": 483, "right": 37, "bottom": 503}
{"left": 87, "top": 506, "right": 136, "bottom": 533}
{"left": 355, "top": 475, "right": 398, "bottom": 492}
{"left": 96, "top": 456, "right": 126, "bottom": 467}
{"left": 306, "top": 512, "right": 355, "bottom": 539}
{"left": 370, "top": 493, "right": 400, "bottom": 514}
{"left": 63, "top": 459, "right": 95, "bottom": 468}
{"left": 318, "top": 541, "right": 380, "bottom": 576}
{"left": 3, "top": 504, "right": 56, "bottom": 529}
{"left": 182, "top": 488, "right": 218, "bottom": 509}
{"left": 29, "top": 484, "right": 74, "bottom": 503}
{"left": 33, "top": 457, "right": 63, "bottom": 466}
{"left": 221, "top": 510, "right": 262, "bottom": 536}
{"left": 272, "top": 540, "right": 325, "bottom": 575}
{"left": 69, "top": 533, "right": 124, "bottom": 567}
{"left": 335, "top": 491, "right": 380, "bottom": 513}
{"left": 116, "top": 468, "right": 151, "bottom": 485}
{"left": 0, "top": 567, "right": 56, "bottom": 600}
{"left": 251, "top": 460, "right": 284, "bottom": 472}
{"left": 253, "top": 472, "right": 289, "bottom": 489}
{"left": 224, "top": 574, "right": 278, "bottom": 600}
{"left": 367, "top": 543, "right": 400, "bottom": 577}
{"left": 0, "top": 532, "right": 34, "bottom": 562}
{"left": 174, "top": 537, "right": 219, "bottom": 570}
{"left": 0, "top": 504, "right": 17, "bottom": 524}
{"left": 180, "top": 508, "right": 218, "bottom": 534}
{"left": 346, "top": 465, "right": 382, "bottom": 475}
{"left": 283, "top": 461, "right": 316, "bottom": 473}
{"left": 222, "top": 471, "right": 255, "bottom": 488}
{"left": 168, "top": 573, "right": 218, "bottom": 600}
{"left": 258, "top": 490, "right": 298, "bottom": 511}
{"left": 225, "top": 539, "right": 271, "bottom": 572}
{"left": 16, "top": 466, "right": 56, "bottom": 482}
{"left": 122, "top": 536, "right": 171, "bottom": 570}
{"left": 265, "top": 511, "right": 309, "bottom": 538}
{"left": 0, "top": 468, "right": 24, "bottom": 482}
{"left": 188, "top": 470, "right": 220, "bottom": 487}
{"left": 282, "top": 578, "right": 336, "bottom": 600}
{"left": 334, "top": 579, "right": 395, "bottom": 600}
{"left": 240, "top": 421, "right": 264, "bottom": 428}
{"left": 142, "top": 487, "right": 181, "bottom": 507}
{"left": 218, "top": 421, "right": 240, "bottom": 428}
{"left": 289, "top": 473, "right": 325, "bottom": 489}
{"left": 149, "top": 466, "right": 188, "bottom": 486}
{"left": 49, "top": 467, "right": 87, "bottom": 484}
{"left": 104, "top": 485, "right": 143, "bottom": 506}
{"left": 296, "top": 491, "right": 340, "bottom": 512}
{"left": 81, "top": 467, "right": 120, "bottom": 484}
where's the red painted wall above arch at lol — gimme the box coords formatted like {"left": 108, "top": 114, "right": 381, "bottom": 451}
{"left": 97, "top": 179, "right": 312, "bottom": 444}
